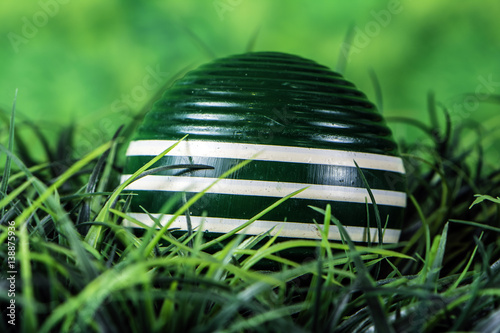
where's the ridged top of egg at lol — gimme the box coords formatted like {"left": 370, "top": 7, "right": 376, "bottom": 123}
{"left": 136, "top": 52, "right": 399, "bottom": 156}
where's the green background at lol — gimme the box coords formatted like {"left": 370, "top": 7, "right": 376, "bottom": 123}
{"left": 1, "top": 0, "right": 499, "bottom": 157}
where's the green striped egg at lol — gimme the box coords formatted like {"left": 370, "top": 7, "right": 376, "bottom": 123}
{"left": 122, "top": 52, "right": 406, "bottom": 245}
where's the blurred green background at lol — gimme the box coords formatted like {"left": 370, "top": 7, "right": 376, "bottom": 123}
{"left": 1, "top": 0, "right": 499, "bottom": 158}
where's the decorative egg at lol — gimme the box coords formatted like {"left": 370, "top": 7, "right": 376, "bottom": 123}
{"left": 121, "top": 52, "right": 406, "bottom": 249}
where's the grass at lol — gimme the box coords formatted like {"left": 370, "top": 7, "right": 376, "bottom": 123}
{"left": 0, "top": 90, "right": 499, "bottom": 333}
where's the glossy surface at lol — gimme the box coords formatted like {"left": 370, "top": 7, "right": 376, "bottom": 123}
{"left": 137, "top": 52, "right": 398, "bottom": 154}
{"left": 123, "top": 52, "right": 407, "bottom": 244}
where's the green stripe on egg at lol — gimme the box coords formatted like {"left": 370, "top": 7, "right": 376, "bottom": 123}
{"left": 123, "top": 193, "right": 404, "bottom": 241}
{"left": 123, "top": 52, "right": 407, "bottom": 245}
{"left": 124, "top": 154, "right": 405, "bottom": 191}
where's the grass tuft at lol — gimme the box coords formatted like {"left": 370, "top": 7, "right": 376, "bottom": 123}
{"left": 0, "top": 91, "right": 499, "bottom": 332}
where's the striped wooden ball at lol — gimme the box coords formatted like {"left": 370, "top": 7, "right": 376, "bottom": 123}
{"left": 122, "top": 52, "right": 406, "bottom": 245}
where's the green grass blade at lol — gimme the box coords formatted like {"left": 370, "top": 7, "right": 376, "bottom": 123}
{"left": 448, "top": 233, "right": 482, "bottom": 292}
{"left": 330, "top": 214, "right": 396, "bottom": 333}
{"left": 0, "top": 177, "right": 33, "bottom": 211}
{"left": 369, "top": 69, "right": 384, "bottom": 113}
{"left": 0, "top": 89, "right": 17, "bottom": 206}
{"left": 336, "top": 23, "right": 355, "bottom": 74}
{"left": 19, "top": 223, "right": 38, "bottom": 331}
{"left": 427, "top": 222, "right": 449, "bottom": 286}
{"left": 85, "top": 135, "right": 187, "bottom": 248}
{"left": 13, "top": 142, "right": 112, "bottom": 227}
{"left": 469, "top": 194, "right": 500, "bottom": 208}
{"left": 354, "top": 160, "right": 384, "bottom": 244}
{"left": 450, "top": 219, "right": 500, "bottom": 233}
{"left": 39, "top": 262, "right": 152, "bottom": 333}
